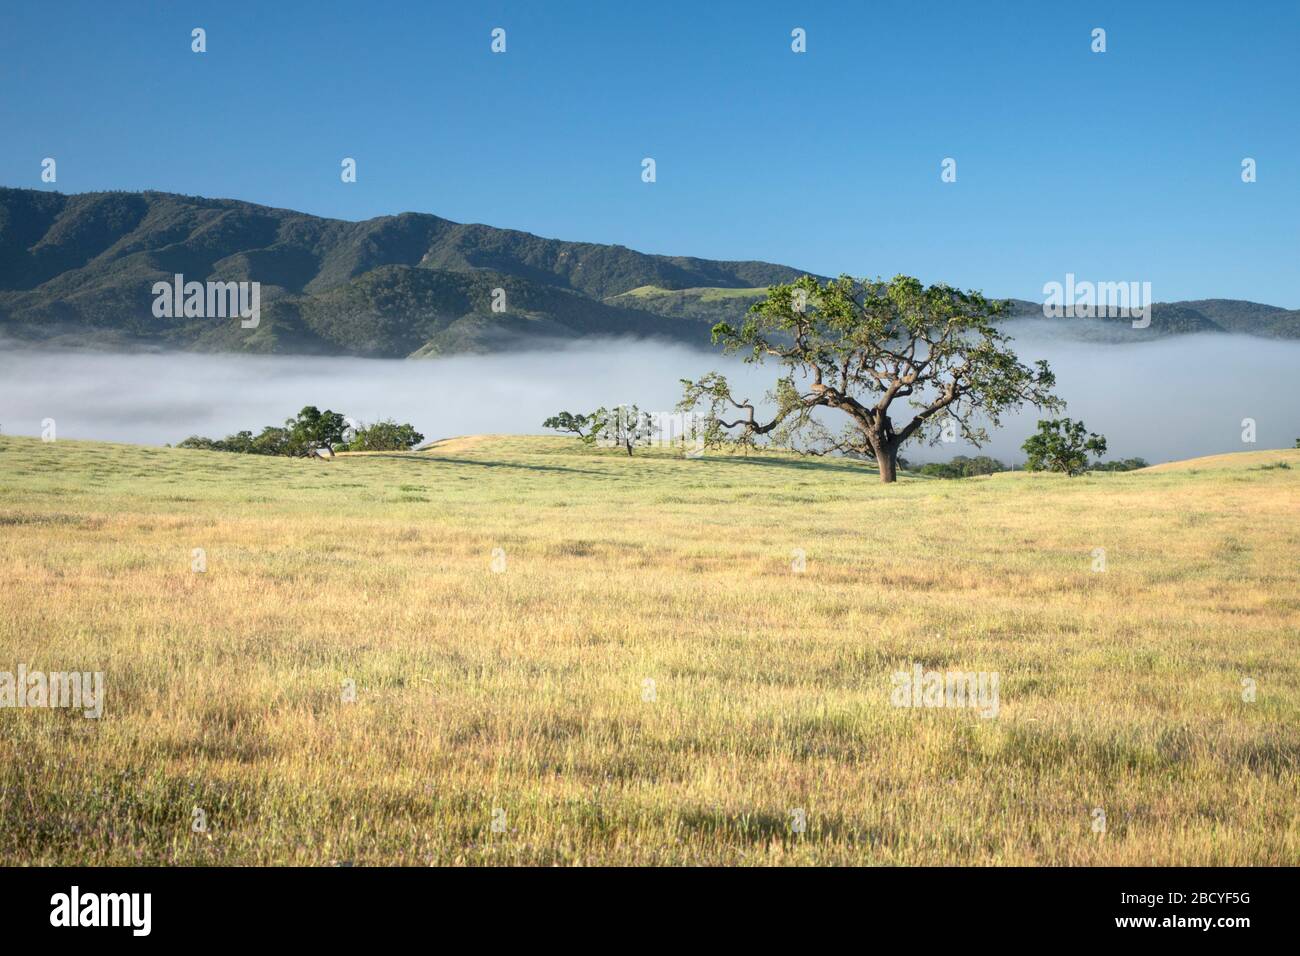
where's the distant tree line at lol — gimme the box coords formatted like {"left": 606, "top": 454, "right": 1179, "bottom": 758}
{"left": 1089, "top": 457, "right": 1149, "bottom": 472}
{"left": 917, "top": 455, "right": 1007, "bottom": 479}
{"left": 178, "top": 406, "right": 423, "bottom": 457}
{"left": 916, "top": 447, "right": 1147, "bottom": 479}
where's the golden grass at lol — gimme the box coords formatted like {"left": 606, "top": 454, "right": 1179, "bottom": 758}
{"left": 0, "top": 433, "right": 1296, "bottom": 865}
{"left": 1140, "top": 448, "right": 1300, "bottom": 473}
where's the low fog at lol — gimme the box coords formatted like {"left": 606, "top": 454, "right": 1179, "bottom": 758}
{"left": 2, "top": 329, "right": 1298, "bottom": 465}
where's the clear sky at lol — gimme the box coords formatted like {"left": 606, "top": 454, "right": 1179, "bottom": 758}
{"left": 2, "top": 0, "right": 1297, "bottom": 305}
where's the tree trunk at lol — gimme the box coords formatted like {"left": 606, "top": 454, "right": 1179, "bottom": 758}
{"left": 860, "top": 420, "right": 899, "bottom": 483}
{"left": 866, "top": 431, "right": 899, "bottom": 483}
{"left": 877, "top": 445, "right": 898, "bottom": 483}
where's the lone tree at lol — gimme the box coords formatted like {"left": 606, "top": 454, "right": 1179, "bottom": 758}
{"left": 598, "top": 405, "right": 654, "bottom": 456}
{"left": 543, "top": 406, "right": 652, "bottom": 456}
{"left": 679, "top": 274, "right": 1062, "bottom": 482}
{"left": 542, "top": 410, "right": 603, "bottom": 442}
{"left": 1022, "top": 418, "right": 1107, "bottom": 476}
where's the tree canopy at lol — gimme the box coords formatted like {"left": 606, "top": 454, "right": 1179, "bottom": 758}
{"left": 679, "top": 274, "right": 1062, "bottom": 482}
{"left": 543, "top": 406, "right": 653, "bottom": 455}
{"left": 1022, "top": 418, "right": 1108, "bottom": 476}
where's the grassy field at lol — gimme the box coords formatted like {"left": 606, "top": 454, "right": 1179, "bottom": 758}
{"left": 1, "top": 433, "right": 1297, "bottom": 865}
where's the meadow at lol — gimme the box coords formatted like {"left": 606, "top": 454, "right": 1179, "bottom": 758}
{"left": 0, "top": 433, "right": 1297, "bottom": 865}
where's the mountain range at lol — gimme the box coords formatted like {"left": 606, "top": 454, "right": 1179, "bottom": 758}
{"left": 2, "top": 186, "right": 1297, "bottom": 356}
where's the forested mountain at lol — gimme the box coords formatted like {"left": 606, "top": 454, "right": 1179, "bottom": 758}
{"left": 1, "top": 187, "right": 1295, "bottom": 355}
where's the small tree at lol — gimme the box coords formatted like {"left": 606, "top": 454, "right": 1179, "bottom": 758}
{"left": 596, "top": 405, "right": 653, "bottom": 456}
{"left": 543, "top": 411, "right": 603, "bottom": 442}
{"left": 1022, "top": 418, "right": 1107, "bottom": 476}
{"left": 679, "top": 274, "right": 1061, "bottom": 482}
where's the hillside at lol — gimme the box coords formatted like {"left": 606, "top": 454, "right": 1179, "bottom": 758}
{"left": 0, "top": 187, "right": 805, "bottom": 355}
{"left": 0, "top": 433, "right": 1295, "bottom": 865}
{"left": 603, "top": 284, "right": 771, "bottom": 326}
{"left": 1140, "top": 448, "right": 1300, "bottom": 473}
{"left": 2, "top": 186, "right": 1298, "bottom": 355}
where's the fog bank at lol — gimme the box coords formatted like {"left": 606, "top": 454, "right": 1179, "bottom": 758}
{"left": 1, "top": 331, "right": 1297, "bottom": 465}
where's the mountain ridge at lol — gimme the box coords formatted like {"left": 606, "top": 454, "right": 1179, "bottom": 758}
{"left": 2, "top": 186, "right": 1296, "bottom": 355}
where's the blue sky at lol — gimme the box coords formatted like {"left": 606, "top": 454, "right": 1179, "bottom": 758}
{"left": 2, "top": 0, "right": 1297, "bottom": 305}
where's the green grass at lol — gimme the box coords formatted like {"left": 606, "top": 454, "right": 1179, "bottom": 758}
{"left": 0, "top": 434, "right": 1297, "bottom": 865}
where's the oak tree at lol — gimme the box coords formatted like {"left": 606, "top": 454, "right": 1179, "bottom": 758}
{"left": 1021, "top": 418, "right": 1107, "bottom": 476}
{"left": 680, "top": 274, "right": 1062, "bottom": 482}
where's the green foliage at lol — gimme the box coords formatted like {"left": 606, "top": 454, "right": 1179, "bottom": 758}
{"left": 542, "top": 406, "right": 660, "bottom": 456}
{"left": 1091, "top": 457, "right": 1149, "bottom": 472}
{"left": 288, "top": 406, "right": 347, "bottom": 455}
{"left": 544, "top": 406, "right": 652, "bottom": 456}
{"left": 0, "top": 187, "right": 806, "bottom": 355}
{"left": 542, "top": 410, "right": 603, "bottom": 442}
{"left": 682, "top": 274, "right": 1061, "bottom": 481}
{"left": 175, "top": 435, "right": 219, "bottom": 451}
{"left": 177, "top": 428, "right": 290, "bottom": 455}
{"left": 4, "top": 188, "right": 1298, "bottom": 357}
{"left": 1022, "top": 418, "right": 1108, "bottom": 476}
{"left": 599, "top": 405, "right": 654, "bottom": 456}
{"left": 675, "top": 372, "right": 770, "bottom": 453}
{"left": 178, "top": 406, "right": 415, "bottom": 457}
{"left": 341, "top": 420, "right": 425, "bottom": 452}
{"left": 917, "top": 455, "right": 1007, "bottom": 479}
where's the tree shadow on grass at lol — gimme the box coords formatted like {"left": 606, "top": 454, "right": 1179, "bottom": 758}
{"left": 700, "top": 454, "right": 877, "bottom": 476}
{"left": 359, "top": 450, "right": 877, "bottom": 478}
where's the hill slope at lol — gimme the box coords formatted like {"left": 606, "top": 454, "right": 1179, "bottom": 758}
{"left": 0, "top": 187, "right": 806, "bottom": 355}
{"left": 2, "top": 186, "right": 1297, "bottom": 354}
{"left": 1140, "top": 448, "right": 1300, "bottom": 472}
